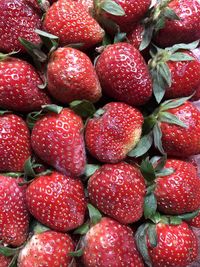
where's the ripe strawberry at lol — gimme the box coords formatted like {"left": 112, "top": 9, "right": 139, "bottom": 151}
{"left": 146, "top": 222, "right": 198, "bottom": 267}
{"left": 0, "top": 0, "right": 42, "bottom": 53}
{"left": 155, "top": 0, "right": 200, "bottom": 47}
{"left": 155, "top": 159, "right": 200, "bottom": 214}
{"left": 31, "top": 108, "right": 86, "bottom": 177}
{"left": 0, "top": 175, "right": 29, "bottom": 247}
{"left": 0, "top": 57, "right": 51, "bottom": 112}
{"left": 0, "top": 255, "right": 11, "bottom": 267}
{"left": 82, "top": 217, "right": 144, "bottom": 267}
{"left": 85, "top": 102, "right": 143, "bottom": 163}
{"left": 74, "top": 0, "right": 94, "bottom": 13}
{"left": 160, "top": 101, "right": 200, "bottom": 157}
{"left": 95, "top": 43, "right": 152, "bottom": 106}
{"left": 26, "top": 171, "right": 87, "bottom": 232}
{"left": 43, "top": 0, "right": 104, "bottom": 49}
{"left": 188, "top": 212, "right": 200, "bottom": 228}
{"left": 47, "top": 47, "right": 102, "bottom": 104}
{"left": 88, "top": 162, "right": 146, "bottom": 224}
{"left": 0, "top": 114, "right": 31, "bottom": 172}
{"left": 18, "top": 231, "right": 74, "bottom": 267}
{"left": 127, "top": 24, "right": 144, "bottom": 50}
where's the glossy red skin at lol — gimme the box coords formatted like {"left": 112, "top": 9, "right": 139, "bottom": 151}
{"left": 0, "top": 0, "right": 41, "bottom": 53}
{"left": 0, "top": 114, "right": 31, "bottom": 172}
{"left": 148, "top": 222, "right": 198, "bottom": 267}
{"left": 188, "top": 212, "right": 200, "bottom": 228}
{"left": 0, "top": 255, "right": 12, "bottom": 267}
{"left": 96, "top": 43, "right": 152, "bottom": 106}
{"left": 155, "top": 159, "right": 200, "bottom": 214}
{"left": 47, "top": 47, "right": 102, "bottom": 103}
{"left": 160, "top": 101, "right": 200, "bottom": 157}
{"left": 155, "top": 0, "right": 200, "bottom": 47}
{"left": 99, "top": 0, "right": 151, "bottom": 29}
{"left": 85, "top": 102, "right": 143, "bottom": 163}
{"left": 43, "top": 0, "right": 104, "bottom": 49}
{"left": 164, "top": 51, "right": 200, "bottom": 99}
{"left": 31, "top": 108, "right": 86, "bottom": 177}
{"left": 88, "top": 162, "right": 146, "bottom": 224}
{"left": 82, "top": 217, "right": 144, "bottom": 267}
{"left": 0, "top": 176, "right": 29, "bottom": 247}
{"left": 26, "top": 172, "right": 87, "bottom": 232}
{"left": 127, "top": 24, "right": 144, "bottom": 50}
{"left": 73, "top": 0, "right": 94, "bottom": 13}
{"left": 18, "top": 231, "right": 74, "bottom": 267}
{"left": 0, "top": 57, "right": 51, "bottom": 112}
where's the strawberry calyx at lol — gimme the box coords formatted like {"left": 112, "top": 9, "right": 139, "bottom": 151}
{"left": 94, "top": 0, "right": 125, "bottom": 17}
{"left": 139, "top": 0, "right": 179, "bottom": 51}
{"left": 30, "top": 220, "right": 50, "bottom": 235}
{"left": 149, "top": 41, "right": 199, "bottom": 103}
{"left": 0, "top": 51, "right": 19, "bottom": 61}
{"left": 69, "top": 100, "right": 96, "bottom": 119}
{"left": 0, "top": 245, "right": 23, "bottom": 267}
{"left": 84, "top": 164, "right": 100, "bottom": 179}
{"left": 1, "top": 172, "right": 23, "bottom": 178}
{"left": 37, "top": 0, "right": 50, "bottom": 12}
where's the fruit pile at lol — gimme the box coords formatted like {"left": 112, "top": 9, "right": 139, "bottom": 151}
{"left": 0, "top": 0, "right": 200, "bottom": 266}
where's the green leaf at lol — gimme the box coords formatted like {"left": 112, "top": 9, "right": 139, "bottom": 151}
{"left": 100, "top": 0, "right": 125, "bottom": 16}
{"left": 93, "top": 108, "right": 105, "bottom": 118}
{"left": 128, "top": 134, "right": 153, "bottom": 158}
{"left": 169, "top": 52, "right": 194, "bottom": 62}
{"left": 135, "top": 224, "right": 152, "bottom": 267}
{"left": 169, "top": 40, "right": 199, "bottom": 53}
{"left": 159, "top": 62, "right": 171, "bottom": 87}
{"left": 69, "top": 100, "right": 96, "bottom": 119}
{"left": 84, "top": 164, "right": 100, "bottom": 177}
{"left": 0, "top": 110, "right": 11, "bottom": 115}
{"left": 0, "top": 247, "right": 20, "bottom": 257}
{"left": 178, "top": 210, "right": 199, "bottom": 221}
{"left": 156, "top": 168, "right": 174, "bottom": 177}
{"left": 151, "top": 69, "right": 166, "bottom": 103}
{"left": 114, "top": 32, "right": 126, "bottom": 43}
{"left": 31, "top": 221, "right": 50, "bottom": 234}
{"left": 24, "top": 157, "right": 36, "bottom": 179}
{"left": 153, "top": 124, "right": 165, "bottom": 155}
{"left": 163, "top": 7, "right": 179, "bottom": 20}
{"left": 140, "top": 158, "right": 156, "bottom": 182}
{"left": 87, "top": 204, "right": 102, "bottom": 225}
{"left": 102, "top": 33, "right": 112, "bottom": 46}
{"left": 26, "top": 110, "right": 43, "bottom": 130}
{"left": 42, "top": 104, "right": 63, "bottom": 114}
{"left": 159, "top": 112, "right": 187, "bottom": 128}
{"left": 35, "top": 29, "right": 58, "bottom": 52}
{"left": 73, "top": 223, "right": 89, "bottom": 235}
{"left": 146, "top": 184, "right": 156, "bottom": 195}
{"left": 35, "top": 29, "right": 58, "bottom": 40}
{"left": 150, "top": 212, "right": 161, "bottom": 224}
{"left": 0, "top": 51, "right": 19, "bottom": 61}
{"left": 8, "top": 254, "right": 18, "bottom": 267}
{"left": 139, "top": 25, "right": 154, "bottom": 51}
{"left": 144, "top": 193, "right": 157, "bottom": 219}
{"left": 169, "top": 216, "right": 182, "bottom": 225}
{"left": 2, "top": 172, "right": 23, "bottom": 178}
{"left": 147, "top": 224, "right": 158, "bottom": 248}
{"left": 69, "top": 249, "right": 83, "bottom": 257}
{"left": 154, "top": 155, "right": 167, "bottom": 172}
{"left": 160, "top": 95, "right": 193, "bottom": 111}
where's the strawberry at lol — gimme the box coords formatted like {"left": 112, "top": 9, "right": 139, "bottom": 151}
{"left": 43, "top": 0, "right": 104, "bottom": 49}
{"left": 26, "top": 171, "right": 87, "bottom": 232}
{"left": 18, "top": 231, "right": 74, "bottom": 267}
{"left": 0, "top": 56, "right": 51, "bottom": 112}
{"left": 82, "top": 217, "right": 144, "bottom": 267}
{"left": 154, "top": 0, "right": 200, "bottom": 47}
{"left": 31, "top": 107, "right": 86, "bottom": 177}
{"left": 188, "top": 212, "right": 200, "bottom": 228}
{"left": 47, "top": 47, "right": 102, "bottom": 104}
{"left": 0, "top": 175, "right": 29, "bottom": 247}
{"left": 74, "top": 0, "right": 94, "bottom": 13}
{"left": 95, "top": 43, "right": 152, "bottom": 106}
{"left": 155, "top": 159, "right": 200, "bottom": 214}
{"left": 0, "top": 113, "right": 31, "bottom": 172}
{"left": 0, "top": 255, "right": 12, "bottom": 267}
{"left": 136, "top": 221, "right": 198, "bottom": 267}
{"left": 88, "top": 162, "right": 146, "bottom": 224}
{"left": 127, "top": 24, "right": 144, "bottom": 50}
{"left": 85, "top": 102, "right": 143, "bottom": 163}
{"left": 0, "top": 0, "right": 42, "bottom": 53}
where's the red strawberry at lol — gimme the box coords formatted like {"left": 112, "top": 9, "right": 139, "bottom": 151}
{"left": 160, "top": 101, "right": 200, "bottom": 157}
{"left": 74, "top": 0, "right": 94, "bottom": 13}
{"left": 0, "top": 254, "right": 12, "bottom": 267}
{"left": 26, "top": 171, "right": 87, "bottom": 232}
{"left": 155, "top": 0, "right": 200, "bottom": 47}
{"left": 0, "top": 57, "right": 51, "bottom": 112}
{"left": 43, "top": 0, "right": 104, "bottom": 49}
{"left": 82, "top": 217, "right": 144, "bottom": 267}
{"left": 0, "top": 0, "right": 42, "bottom": 53}
{"left": 155, "top": 159, "right": 200, "bottom": 214}
{"left": 0, "top": 175, "right": 29, "bottom": 247}
{"left": 18, "top": 231, "right": 74, "bottom": 267}
{"left": 95, "top": 43, "right": 152, "bottom": 106}
{"left": 88, "top": 162, "right": 146, "bottom": 224}
{"left": 0, "top": 114, "right": 31, "bottom": 172}
{"left": 146, "top": 222, "right": 198, "bottom": 267}
{"left": 85, "top": 102, "right": 143, "bottom": 163}
{"left": 127, "top": 24, "right": 144, "bottom": 50}
{"left": 31, "top": 108, "right": 86, "bottom": 177}
{"left": 47, "top": 47, "right": 102, "bottom": 103}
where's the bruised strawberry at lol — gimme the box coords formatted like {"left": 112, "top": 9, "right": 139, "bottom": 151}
{"left": 47, "top": 47, "right": 101, "bottom": 104}
{"left": 31, "top": 108, "right": 86, "bottom": 177}
{"left": 0, "top": 175, "right": 29, "bottom": 247}
{"left": 0, "top": 0, "right": 42, "bottom": 53}
{"left": 0, "top": 114, "right": 31, "bottom": 172}
{"left": 43, "top": 0, "right": 104, "bottom": 49}
{"left": 0, "top": 255, "right": 12, "bottom": 267}
{"left": 26, "top": 172, "right": 87, "bottom": 232}
{"left": 88, "top": 162, "right": 146, "bottom": 224}
{"left": 96, "top": 43, "right": 152, "bottom": 106}
{"left": 0, "top": 57, "right": 51, "bottom": 112}
{"left": 18, "top": 231, "right": 74, "bottom": 267}
{"left": 155, "top": 159, "right": 200, "bottom": 214}
{"left": 82, "top": 217, "right": 144, "bottom": 267}
{"left": 85, "top": 102, "right": 143, "bottom": 163}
